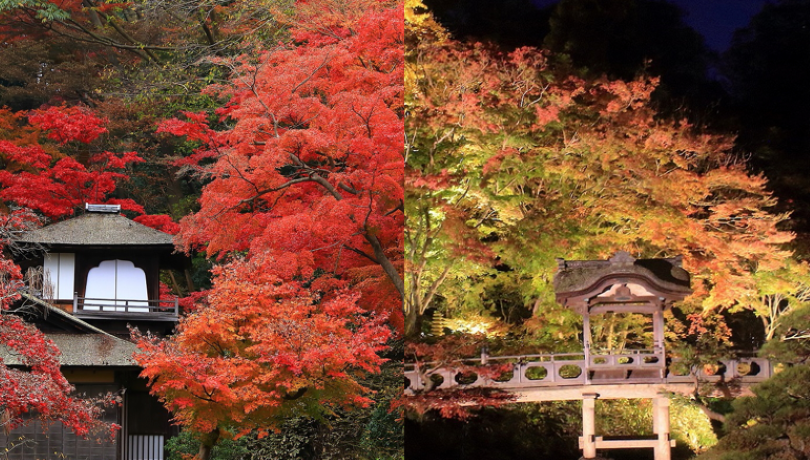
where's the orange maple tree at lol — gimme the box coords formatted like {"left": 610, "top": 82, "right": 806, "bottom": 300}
{"left": 134, "top": 0, "right": 403, "bottom": 457}
{"left": 135, "top": 254, "right": 391, "bottom": 453}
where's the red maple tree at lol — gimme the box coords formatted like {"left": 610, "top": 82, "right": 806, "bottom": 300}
{"left": 0, "top": 105, "right": 145, "bottom": 219}
{"left": 136, "top": 1, "right": 403, "bottom": 457}
{"left": 0, "top": 210, "right": 116, "bottom": 437}
{"left": 158, "top": 0, "right": 404, "bottom": 329}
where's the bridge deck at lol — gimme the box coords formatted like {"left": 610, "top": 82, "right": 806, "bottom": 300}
{"left": 579, "top": 437, "right": 677, "bottom": 449}
{"left": 515, "top": 382, "right": 753, "bottom": 401}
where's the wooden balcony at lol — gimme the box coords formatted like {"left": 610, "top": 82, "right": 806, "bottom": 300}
{"left": 73, "top": 294, "right": 179, "bottom": 321}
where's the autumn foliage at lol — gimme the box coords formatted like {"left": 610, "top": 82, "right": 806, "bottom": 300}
{"left": 404, "top": 0, "right": 799, "bottom": 341}
{"left": 0, "top": 211, "right": 116, "bottom": 437}
{"left": 0, "top": 106, "right": 145, "bottom": 219}
{"left": 402, "top": 2, "right": 810, "bottom": 423}
{"left": 0, "top": 314, "right": 116, "bottom": 436}
{"left": 135, "top": 254, "right": 391, "bottom": 436}
{"left": 157, "top": 0, "right": 404, "bottom": 329}
{"left": 135, "top": 0, "right": 404, "bottom": 454}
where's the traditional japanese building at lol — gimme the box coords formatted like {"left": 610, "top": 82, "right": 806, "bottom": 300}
{"left": 554, "top": 251, "right": 693, "bottom": 382}
{"left": 0, "top": 204, "right": 184, "bottom": 460}
{"left": 554, "top": 251, "right": 692, "bottom": 460}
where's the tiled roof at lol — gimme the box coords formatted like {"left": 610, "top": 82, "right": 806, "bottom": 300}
{"left": 554, "top": 251, "right": 692, "bottom": 295}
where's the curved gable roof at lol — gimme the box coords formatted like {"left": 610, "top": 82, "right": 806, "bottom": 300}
{"left": 554, "top": 252, "right": 692, "bottom": 310}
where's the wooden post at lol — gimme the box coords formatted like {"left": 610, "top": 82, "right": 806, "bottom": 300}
{"left": 583, "top": 313, "right": 592, "bottom": 384}
{"left": 582, "top": 393, "right": 598, "bottom": 459}
{"left": 653, "top": 310, "right": 664, "bottom": 350}
{"left": 654, "top": 397, "right": 671, "bottom": 460}
{"left": 653, "top": 309, "right": 666, "bottom": 378}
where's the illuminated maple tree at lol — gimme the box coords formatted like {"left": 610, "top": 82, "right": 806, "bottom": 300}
{"left": 405, "top": 2, "right": 801, "bottom": 353}
{"left": 402, "top": 3, "right": 806, "bottom": 425}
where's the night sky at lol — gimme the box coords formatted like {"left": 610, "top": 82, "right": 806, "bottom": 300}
{"left": 667, "top": 0, "right": 770, "bottom": 51}
{"left": 531, "top": 0, "right": 771, "bottom": 51}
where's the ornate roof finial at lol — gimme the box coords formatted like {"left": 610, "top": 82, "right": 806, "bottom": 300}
{"left": 556, "top": 258, "right": 567, "bottom": 271}
{"left": 609, "top": 251, "right": 636, "bottom": 266}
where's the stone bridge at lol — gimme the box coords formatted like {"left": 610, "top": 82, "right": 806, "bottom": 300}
{"left": 405, "top": 351, "right": 772, "bottom": 460}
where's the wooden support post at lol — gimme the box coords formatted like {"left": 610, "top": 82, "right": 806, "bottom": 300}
{"left": 582, "top": 393, "right": 598, "bottom": 459}
{"left": 654, "top": 397, "right": 671, "bottom": 460}
{"left": 653, "top": 309, "right": 666, "bottom": 378}
{"left": 583, "top": 313, "right": 592, "bottom": 384}
{"left": 653, "top": 310, "right": 665, "bottom": 350}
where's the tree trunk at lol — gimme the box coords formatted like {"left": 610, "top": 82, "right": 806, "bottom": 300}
{"left": 196, "top": 429, "right": 220, "bottom": 460}
{"left": 184, "top": 268, "right": 195, "bottom": 293}
{"left": 405, "top": 306, "right": 422, "bottom": 339}
{"left": 364, "top": 234, "right": 404, "bottom": 299}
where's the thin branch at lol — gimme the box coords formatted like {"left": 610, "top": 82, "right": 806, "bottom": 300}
{"left": 343, "top": 245, "right": 378, "bottom": 264}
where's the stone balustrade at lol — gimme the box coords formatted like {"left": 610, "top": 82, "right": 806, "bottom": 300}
{"left": 405, "top": 352, "right": 772, "bottom": 394}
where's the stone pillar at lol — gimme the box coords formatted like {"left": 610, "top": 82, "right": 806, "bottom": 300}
{"left": 653, "top": 397, "right": 671, "bottom": 460}
{"left": 582, "top": 393, "right": 598, "bottom": 459}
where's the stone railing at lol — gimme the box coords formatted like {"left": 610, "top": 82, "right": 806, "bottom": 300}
{"left": 405, "top": 352, "right": 772, "bottom": 394}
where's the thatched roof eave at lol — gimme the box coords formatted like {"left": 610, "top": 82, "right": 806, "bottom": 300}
{"left": 15, "top": 213, "right": 175, "bottom": 247}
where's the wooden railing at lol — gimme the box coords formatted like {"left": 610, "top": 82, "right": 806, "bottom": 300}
{"left": 405, "top": 351, "right": 773, "bottom": 393}
{"left": 127, "top": 434, "right": 165, "bottom": 460}
{"left": 73, "top": 293, "right": 179, "bottom": 319}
